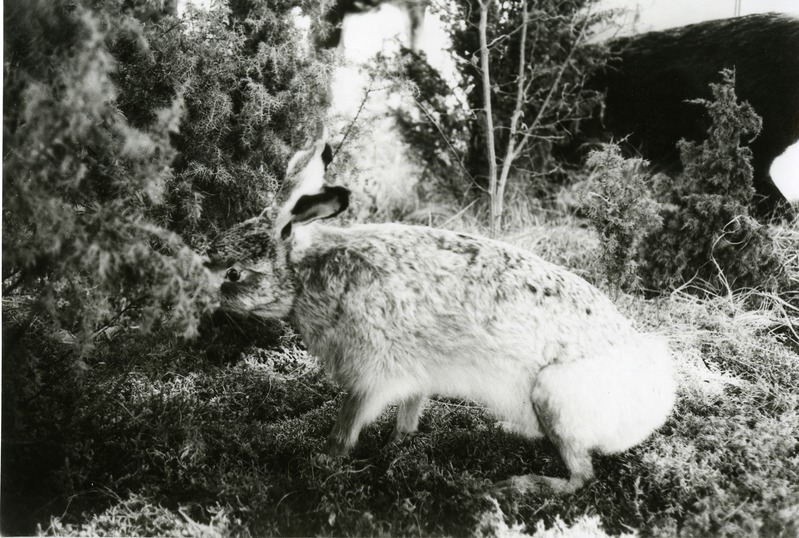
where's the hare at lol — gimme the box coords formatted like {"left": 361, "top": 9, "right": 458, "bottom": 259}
{"left": 206, "top": 130, "right": 676, "bottom": 494}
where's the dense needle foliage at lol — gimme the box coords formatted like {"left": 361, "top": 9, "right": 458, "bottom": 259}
{"left": 3, "top": 0, "right": 213, "bottom": 342}
{"left": 640, "top": 69, "right": 786, "bottom": 293}
{"left": 582, "top": 146, "right": 661, "bottom": 292}
{"left": 2, "top": 0, "right": 333, "bottom": 532}
{"left": 3, "top": 0, "right": 333, "bottom": 342}
{"left": 584, "top": 70, "right": 791, "bottom": 296}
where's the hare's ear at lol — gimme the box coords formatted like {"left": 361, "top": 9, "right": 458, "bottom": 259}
{"left": 280, "top": 185, "right": 350, "bottom": 239}
{"left": 292, "top": 185, "right": 350, "bottom": 223}
{"left": 281, "top": 127, "right": 334, "bottom": 203}
{"left": 273, "top": 123, "right": 340, "bottom": 239}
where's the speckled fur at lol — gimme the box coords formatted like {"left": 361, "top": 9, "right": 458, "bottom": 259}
{"left": 207, "top": 135, "right": 676, "bottom": 494}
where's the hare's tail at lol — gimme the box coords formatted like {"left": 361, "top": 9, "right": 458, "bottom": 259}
{"left": 532, "top": 337, "right": 675, "bottom": 457}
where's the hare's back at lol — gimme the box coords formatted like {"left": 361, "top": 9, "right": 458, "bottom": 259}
{"left": 291, "top": 223, "right": 632, "bottom": 361}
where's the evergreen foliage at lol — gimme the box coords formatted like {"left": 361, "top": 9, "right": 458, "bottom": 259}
{"left": 583, "top": 146, "right": 661, "bottom": 292}
{"left": 640, "top": 69, "right": 785, "bottom": 293}
{"left": 2, "top": 1, "right": 334, "bottom": 531}
{"left": 584, "top": 70, "right": 789, "bottom": 295}
{"left": 3, "top": 0, "right": 212, "bottom": 342}
{"left": 111, "top": 0, "right": 334, "bottom": 245}
{"left": 3, "top": 0, "right": 333, "bottom": 344}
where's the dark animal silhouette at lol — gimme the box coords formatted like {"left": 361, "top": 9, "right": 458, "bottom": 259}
{"left": 585, "top": 13, "right": 799, "bottom": 210}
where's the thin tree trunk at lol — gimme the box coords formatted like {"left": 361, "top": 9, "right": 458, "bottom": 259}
{"left": 495, "top": 0, "right": 529, "bottom": 235}
{"left": 478, "top": 0, "right": 499, "bottom": 237}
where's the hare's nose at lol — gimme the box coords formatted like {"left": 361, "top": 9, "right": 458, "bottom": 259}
{"left": 220, "top": 281, "right": 238, "bottom": 295}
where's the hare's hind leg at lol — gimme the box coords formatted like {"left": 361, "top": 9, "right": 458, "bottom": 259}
{"left": 495, "top": 408, "right": 546, "bottom": 439}
{"left": 389, "top": 394, "right": 426, "bottom": 445}
{"left": 493, "top": 407, "right": 595, "bottom": 494}
{"left": 494, "top": 437, "right": 594, "bottom": 495}
{"left": 494, "top": 364, "right": 597, "bottom": 495}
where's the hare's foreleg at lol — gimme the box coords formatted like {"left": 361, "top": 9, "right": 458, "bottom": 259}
{"left": 325, "top": 390, "right": 389, "bottom": 456}
{"left": 389, "top": 394, "right": 426, "bottom": 445}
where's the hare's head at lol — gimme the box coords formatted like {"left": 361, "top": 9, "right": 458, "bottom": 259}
{"left": 206, "top": 128, "right": 349, "bottom": 318}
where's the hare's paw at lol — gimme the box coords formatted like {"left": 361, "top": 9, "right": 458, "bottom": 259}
{"left": 323, "top": 438, "right": 352, "bottom": 458}
{"left": 492, "top": 474, "right": 549, "bottom": 495}
{"left": 390, "top": 395, "right": 425, "bottom": 447}
{"left": 386, "top": 428, "right": 419, "bottom": 448}
{"left": 492, "top": 474, "right": 584, "bottom": 496}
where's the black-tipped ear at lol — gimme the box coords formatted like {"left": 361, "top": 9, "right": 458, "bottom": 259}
{"left": 322, "top": 143, "right": 333, "bottom": 170}
{"left": 290, "top": 185, "right": 350, "bottom": 225}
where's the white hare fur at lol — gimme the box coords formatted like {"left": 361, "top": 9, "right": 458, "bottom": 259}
{"left": 207, "top": 131, "right": 676, "bottom": 494}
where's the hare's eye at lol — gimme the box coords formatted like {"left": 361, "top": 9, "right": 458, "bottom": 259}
{"left": 225, "top": 268, "right": 240, "bottom": 282}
